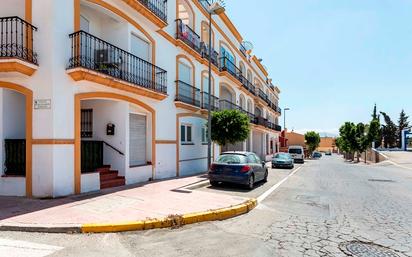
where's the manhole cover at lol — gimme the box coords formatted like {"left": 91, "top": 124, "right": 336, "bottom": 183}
{"left": 340, "top": 241, "right": 400, "bottom": 257}
{"left": 368, "top": 179, "right": 395, "bottom": 183}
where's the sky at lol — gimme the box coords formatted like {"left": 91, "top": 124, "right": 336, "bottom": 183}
{"left": 224, "top": 0, "right": 412, "bottom": 136}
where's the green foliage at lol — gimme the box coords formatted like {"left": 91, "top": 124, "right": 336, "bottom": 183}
{"left": 211, "top": 110, "right": 251, "bottom": 146}
{"left": 380, "top": 112, "right": 398, "bottom": 148}
{"left": 304, "top": 131, "right": 320, "bottom": 155}
{"left": 398, "top": 110, "right": 410, "bottom": 147}
{"left": 368, "top": 119, "right": 381, "bottom": 148}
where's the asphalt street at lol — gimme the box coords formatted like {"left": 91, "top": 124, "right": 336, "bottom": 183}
{"left": 1, "top": 155, "right": 411, "bottom": 257}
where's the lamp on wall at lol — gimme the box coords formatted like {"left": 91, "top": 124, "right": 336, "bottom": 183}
{"left": 207, "top": 1, "right": 225, "bottom": 170}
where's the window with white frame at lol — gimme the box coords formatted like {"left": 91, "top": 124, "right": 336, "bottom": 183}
{"left": 181, "top": 124, "right": 193, "bottom": 144}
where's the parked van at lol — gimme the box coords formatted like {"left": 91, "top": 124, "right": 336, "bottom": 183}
{"left": 288, "top": 145, "right": 305, "bottom": 163}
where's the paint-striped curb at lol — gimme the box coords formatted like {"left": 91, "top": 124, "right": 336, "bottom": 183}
{"left": 81, "top": 199, "right": 257, "bottom": 233}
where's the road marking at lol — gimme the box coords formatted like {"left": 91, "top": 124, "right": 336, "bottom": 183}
{"left": 386, "top": 160, "right": 412, "bottom": 171}
{"left": 257, "top": 166, "right": 302, "bottom": 203}
{"left": 0, "top": 238, "right": 63, "bottom": 257}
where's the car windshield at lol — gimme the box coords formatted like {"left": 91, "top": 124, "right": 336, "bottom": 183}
{"left": 216, "top": 154, "right": 247, "bottom": 164}
{"left": 289, "top": 149, "right": 302, "bottom": 154}
{"left": 274, "top": 154, "right": 290, "bottom": 159}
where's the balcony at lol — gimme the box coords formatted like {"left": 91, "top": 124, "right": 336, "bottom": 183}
{"left": 67, "top": 31, "right": 167, "bottom": 100}
{"left": 201, "top": 92, "right": 219, "bottom": 111}
{"left": 269, "top": 102, "right": 282, "bottom": 114}
{"left": 176, "top": 19, "right": 219, "bottom": 67}
{"left": 257, "top": 88, "right": 270, "bottom": 104}
{"left": 201, "top": 43, "right": 219, "bottom": 67}
{"left": 220, "top": 57, "right": 256, "bottom": 95}
{"left": 0, "top": 16, "right": 38, "bottom": 76}
{"left": 175, "top": 80, "right": 201, "bottom": 110}
{"left": 176, "top": 19, "right": 201, "bottom": 53}
{"left": 123, "top": 0, "right": 168, "bottom": 28}
{"left": 268, "top": 122, "right": 282, "bottom": 132}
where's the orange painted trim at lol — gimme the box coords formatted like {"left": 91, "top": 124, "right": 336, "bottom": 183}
{"left": 32, "top": 139, "right": 75, "bottom": 145}
{"left": 122, "top": 0, "right": 168, "bottom": 28}
{"left": 25, "top": 0, "right": 32, "bottom": 23}
{"left": 155, "top": 140, "right": 177, "bottom": 144}
{"left": 176, "top": 113, "right": 207, "bottom": 176}
{"left": 191, "top": 0, "right": 270, "bottom": 86}
{"left": 175, "top": 101, "right": 201, "bottom": 112}
{"left": 74, "top": 92, "right": 156, "bottom": 194}
{"left": 0, "top": 61, "right": 37, "bottom": 76}
{"left": 0, "top": 81, "right": 33, "bottom": 197}
{"left": 74, "top": 0, "right": 80, "bottom": 30}
{"left": 85, "top": 0, "right": 156, "bottom": 66}
{"left": 252, "top": 56, "right": 269, "bottom": 77}
{"left": 67, "top": 69, "right": 167, "bottom": 100}
{"left": 218, "top": 12, "right": 243, "bottom": 43}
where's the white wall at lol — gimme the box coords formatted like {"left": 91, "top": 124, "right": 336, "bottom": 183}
{"left": 0, "top": 0, "right": 25, "bottom": 18}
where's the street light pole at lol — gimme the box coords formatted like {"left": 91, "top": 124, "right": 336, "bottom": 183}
{"left": 207, "top": 11, "right": 213, "bottom": 170}
{"left": 207, "top": 2, "right": 225, "bottom": 169}
{"left": 283, "top": 108, "right": 290, "bottom": 131}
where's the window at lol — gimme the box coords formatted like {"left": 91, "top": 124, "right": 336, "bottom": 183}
{"left": 247, "top": 154, "right": 257, "bottom": 164}
{"left": 178, "top": 62, "right": 192, "bottom": 84}
{"left": 201, "top": 126, "right": 208, "bottom": 144}
{"left": 202, "top": 75, "right": 209, "bottom": 93}
{"left": 81, "top": 109, "right": 93, "bottom": 138}
{"left": 181, "top": 124, "right": 193, "bottom": 144}
{"left": 131, "top": 34, "right": 150, "bottom": 62}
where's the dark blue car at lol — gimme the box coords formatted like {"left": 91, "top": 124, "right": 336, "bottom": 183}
{"left": 208, "top": 152, "right": 268, "bottom": 189}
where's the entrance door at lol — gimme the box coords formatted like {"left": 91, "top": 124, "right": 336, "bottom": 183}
{"left": 129, "top": 113, "right": 147, "bottom": 166}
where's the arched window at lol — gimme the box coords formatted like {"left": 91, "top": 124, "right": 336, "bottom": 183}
{"left": 247, "top": 70, "right": 252, "bottom": 83}
{"left": 247, "top": 99, "right": 253, "bottom": 113}
{"left": 177, "top": 0, "right": 194, "bottom": 29}
{"left": 220, "top": 84, "right": 235, "bottom": 103}
{"left": 201, "top": 21, "right": 214, "bottom": 48}
{"left": 201, "top": 71, "right": 215, "bottom": 94}
{"left": 239, "top": 61, "right": 246, "bottom": 76}
{"left": 239, "top": 94, "right": 246, "bottom": 110}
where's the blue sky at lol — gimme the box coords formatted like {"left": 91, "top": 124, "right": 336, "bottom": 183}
{"left": 224, "top": 0, "right": 412, "bottom": 135}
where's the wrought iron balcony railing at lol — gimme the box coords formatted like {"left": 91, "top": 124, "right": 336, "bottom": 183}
{"left": 201, "top": 42, "right": 219, "bottom": 67}
{"left": 201, "top": 92, "right": 219, "bottom": 111}
{"left": 258, "top": 88, "right": 270, "bottom": 104}
{"left": 176, "top": 19, "right": 201, "bottom": 53}
{"left": 68, "top": 31, "right": 167, "bottom": 94}
{"left": 135, "top": 0, "right": 168, "bottom": 23}
{"left": 255, "top": 116, "right": 268, "bottom": 127}
{"left": 220, "top": 57, "right": 256, "bottom": 94}
{"left": 0, "top": 16, "right": 38, "bottom": 65}
{"left": 240, "top": 44, "right": 248, "bottom": 58}
{"left": 175, "top": 80, "right": 201, "bottom": 107}
{"left": 219, "top": 99, "right": 242, "bottom": 111}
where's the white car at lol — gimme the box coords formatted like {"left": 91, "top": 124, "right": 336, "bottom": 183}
{"left": 288, "top": 145, "right": 305, "bottom": 163}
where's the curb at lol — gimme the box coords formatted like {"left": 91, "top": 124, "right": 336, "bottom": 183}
{"left": 81, "top": 199, "right": 257, "bottom": 233}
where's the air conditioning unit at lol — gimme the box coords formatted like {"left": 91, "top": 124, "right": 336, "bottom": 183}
{"left": 94, "top": 49, "right": 121, "bottom": 64}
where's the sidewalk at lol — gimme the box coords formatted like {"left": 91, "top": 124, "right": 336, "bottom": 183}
{"left": 0, "top": 175, "right": 256, "bottom": 233}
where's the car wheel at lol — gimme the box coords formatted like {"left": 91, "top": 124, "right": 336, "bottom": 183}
{"left": 263, "top": 170, "right": 268, "bottom": 182}
{"left": 210, "top": 180, "right": 220, "bottom": 187}
{"left": 247, "top": 174, "right": 255, "bottom": 190}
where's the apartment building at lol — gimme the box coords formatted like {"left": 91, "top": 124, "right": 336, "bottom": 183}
{"left": 0, "top": 0, "right": 282, "bottom": 197}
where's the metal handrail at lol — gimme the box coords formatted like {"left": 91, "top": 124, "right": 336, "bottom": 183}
{"left": 175, "top": 80, "right": 201, "bottom": 107}
{"left": 103, "top": 141, "right": 124, "bottom": 156}
{"left": 135, "top": 0, "right": 168, "bottom": 22}
{"left": 176, "top": 19, "right": 201, "bottom": 53}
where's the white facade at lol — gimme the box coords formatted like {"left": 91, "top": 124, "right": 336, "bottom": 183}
{"left": 0, "top": 0, "right": 282, "bottom": 197}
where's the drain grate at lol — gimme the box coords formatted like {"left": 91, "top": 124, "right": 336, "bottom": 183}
{"left": 368, "top": 179, "right": 395, "bottom": 183}
{"left": 340, "top": 241, "right": 400, "bottom": 257}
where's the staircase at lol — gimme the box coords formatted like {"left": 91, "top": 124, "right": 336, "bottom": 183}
{"left": 97, "top": 165, "right": 125, "bottom": 189}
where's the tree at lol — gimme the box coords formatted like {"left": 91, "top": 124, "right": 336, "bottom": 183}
{"left": 211, "top": 110, "right": 250, "bottom": 147}
{"left": 398, "top": 110, "right": 409, "bottom": 148}
{"left": 372, "top": 104, "right": 379, "bottom": 121}
{"left": 304, "top": 131, "right": 320, "bottom": 156}
{"left": 380, "top": 112, "right": 398, "bottom": 148}
{"left": 368, "top": 118, "right": 381, "bottom": 148}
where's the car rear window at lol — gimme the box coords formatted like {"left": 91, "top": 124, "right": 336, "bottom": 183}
{"left": 275, "top": 154, "right": 290, "bottom": 159}
{"left": 216, "top": 155, "right": 247, "bottom": 164}
{"left": 289, "top": 149, "right": 302, "bottom": 154}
